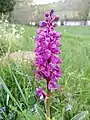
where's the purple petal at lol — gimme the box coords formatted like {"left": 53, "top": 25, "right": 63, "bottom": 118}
{"left": 50, "top": 9, "right": 54, "bottom": 16}
{"left": 36, "top": 87, "right": 46, "bottom": 99}
{"left": 54, "top": 16, "right": 59, "bottom": 21}
{"left": 39, "top": 21, "right": 47, "bottom": 27}
{"left": 45, "top": 13, "right": 49, "bottom": 17}
{"left": 48, "top": 82, "right": 59, "bottom": 90}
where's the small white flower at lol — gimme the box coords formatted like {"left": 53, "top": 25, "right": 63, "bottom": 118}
{"left": 15, "top": 34, "right": 20, "bottom": 39}
{"left": 5, "top": 20, "right": 8, "bottom": 23}
{"left": 30, "top": 37, "right": 32, "bottom": 39}
{"left": 0, "top": 20, "right": 2, "bottom": 23}
{"left": 40, "top": 95, "right": 43, "bottom": 100}
{"left": 56, "top": 98, "right": 60, "bottom": 103}
{"left": 64, "top": 29, "right": 66, "bottom": 32}
{"left": 66, "top": 104, "right": 72, "bottom": 111}
{"left": 2, "top": 29, "right": 4, "bottom": 32}
{"left": 12, "top": 24, "right": 16, "bottom": 28}
{"left": 12, "top": 28, "right": 17, "bottom": 35}
{"left": 33, "top": 36, "right": 35, "bottom": 38}
{"left": 21, "top": 27, "right": 24, "bottom": 31}
{"left": 19, "top": 3, "right": 23, "bottom": 6}
{"left": 18, "top": 50, "right": 21, "bottom": 52}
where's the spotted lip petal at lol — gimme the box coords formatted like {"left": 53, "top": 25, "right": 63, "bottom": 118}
{"left": 48, "top": 81, "right": 59, "bottom": 90}
{"left": 36, "top": 87, "right": 46, "bottom": 99}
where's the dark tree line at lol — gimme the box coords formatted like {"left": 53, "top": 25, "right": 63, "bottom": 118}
{"left": 0, "top": 0, "right": 16, "bottom": 13}
{"left": 0, "top": 0, "right": 16, "bottom": 21}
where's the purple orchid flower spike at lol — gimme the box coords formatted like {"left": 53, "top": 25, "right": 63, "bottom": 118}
{"left": 35, "top": 9, "right": 62, "bottom": 120}
{"left": 35, "top": 9, "right": 62, "bottom": 96}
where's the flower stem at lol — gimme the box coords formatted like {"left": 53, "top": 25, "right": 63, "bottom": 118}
{"left": 45, "top": 83, "right": 51, "bottom": 120}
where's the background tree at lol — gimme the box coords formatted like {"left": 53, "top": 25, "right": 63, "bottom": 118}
{"left": 13, "top": 0, "right": 34, "bottom": 24}
{"left": 78, "top": 0, "right": 90, "bottom": 25}
{"left": 0, "top": 0, "right": 16, "bottom": 13}
{"left": 82, "top": 0, "right": 90, "bottom": 25}
{"left": 33, "top": 4, "right": 51, "bottom": 26}
{"left": 0, "top": 0, "right": 16, "bottom": 21}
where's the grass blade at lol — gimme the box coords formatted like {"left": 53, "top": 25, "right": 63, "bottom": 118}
{"left": 13, "top": 74, "right": 28, "bottom": 107}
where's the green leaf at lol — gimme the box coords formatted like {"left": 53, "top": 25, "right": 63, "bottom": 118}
{"left": 13, "top": 74, "right": 28, "bottom": 107}
{"left": 71, "top": 111, "right": 88, "bottom": 120}
{"left": 52, "top": 114, "right": 62, "bottom": 120}
{"left": 9, "top": 105, "right": 21, "bottom": 114}
{"left": 0, "top": 76, "right": 20, "bottom": 109}
{"left": 16, "top": 109, "right": 40, "bottom": 120}
{"left": 16, "top": 116, "right": 26, "bottom": 120}
{"left": 36, "top": 104, "right": 45, "bottom": 120}
{"left": 6, "top": 94, "right": 9, "bottom": 106}
{"left": 0, "top": 76, "right": 29, "bottom": 120}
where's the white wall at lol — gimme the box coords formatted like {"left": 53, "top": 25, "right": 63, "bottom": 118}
{"left": 58, "top": 20, "right": 90, "bottom": 26}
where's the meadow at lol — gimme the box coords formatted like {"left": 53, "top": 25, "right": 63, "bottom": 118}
{"left": 0, "top": 24, "right": 90, "bottom": 120}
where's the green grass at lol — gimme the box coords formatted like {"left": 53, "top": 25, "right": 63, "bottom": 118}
{"left": 0, "top": 26, "right": 90, "bottom": 120}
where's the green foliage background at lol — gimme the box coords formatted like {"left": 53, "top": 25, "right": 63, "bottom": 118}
{"left": 0, "top": 26, "right": 90, "bottom": 120}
